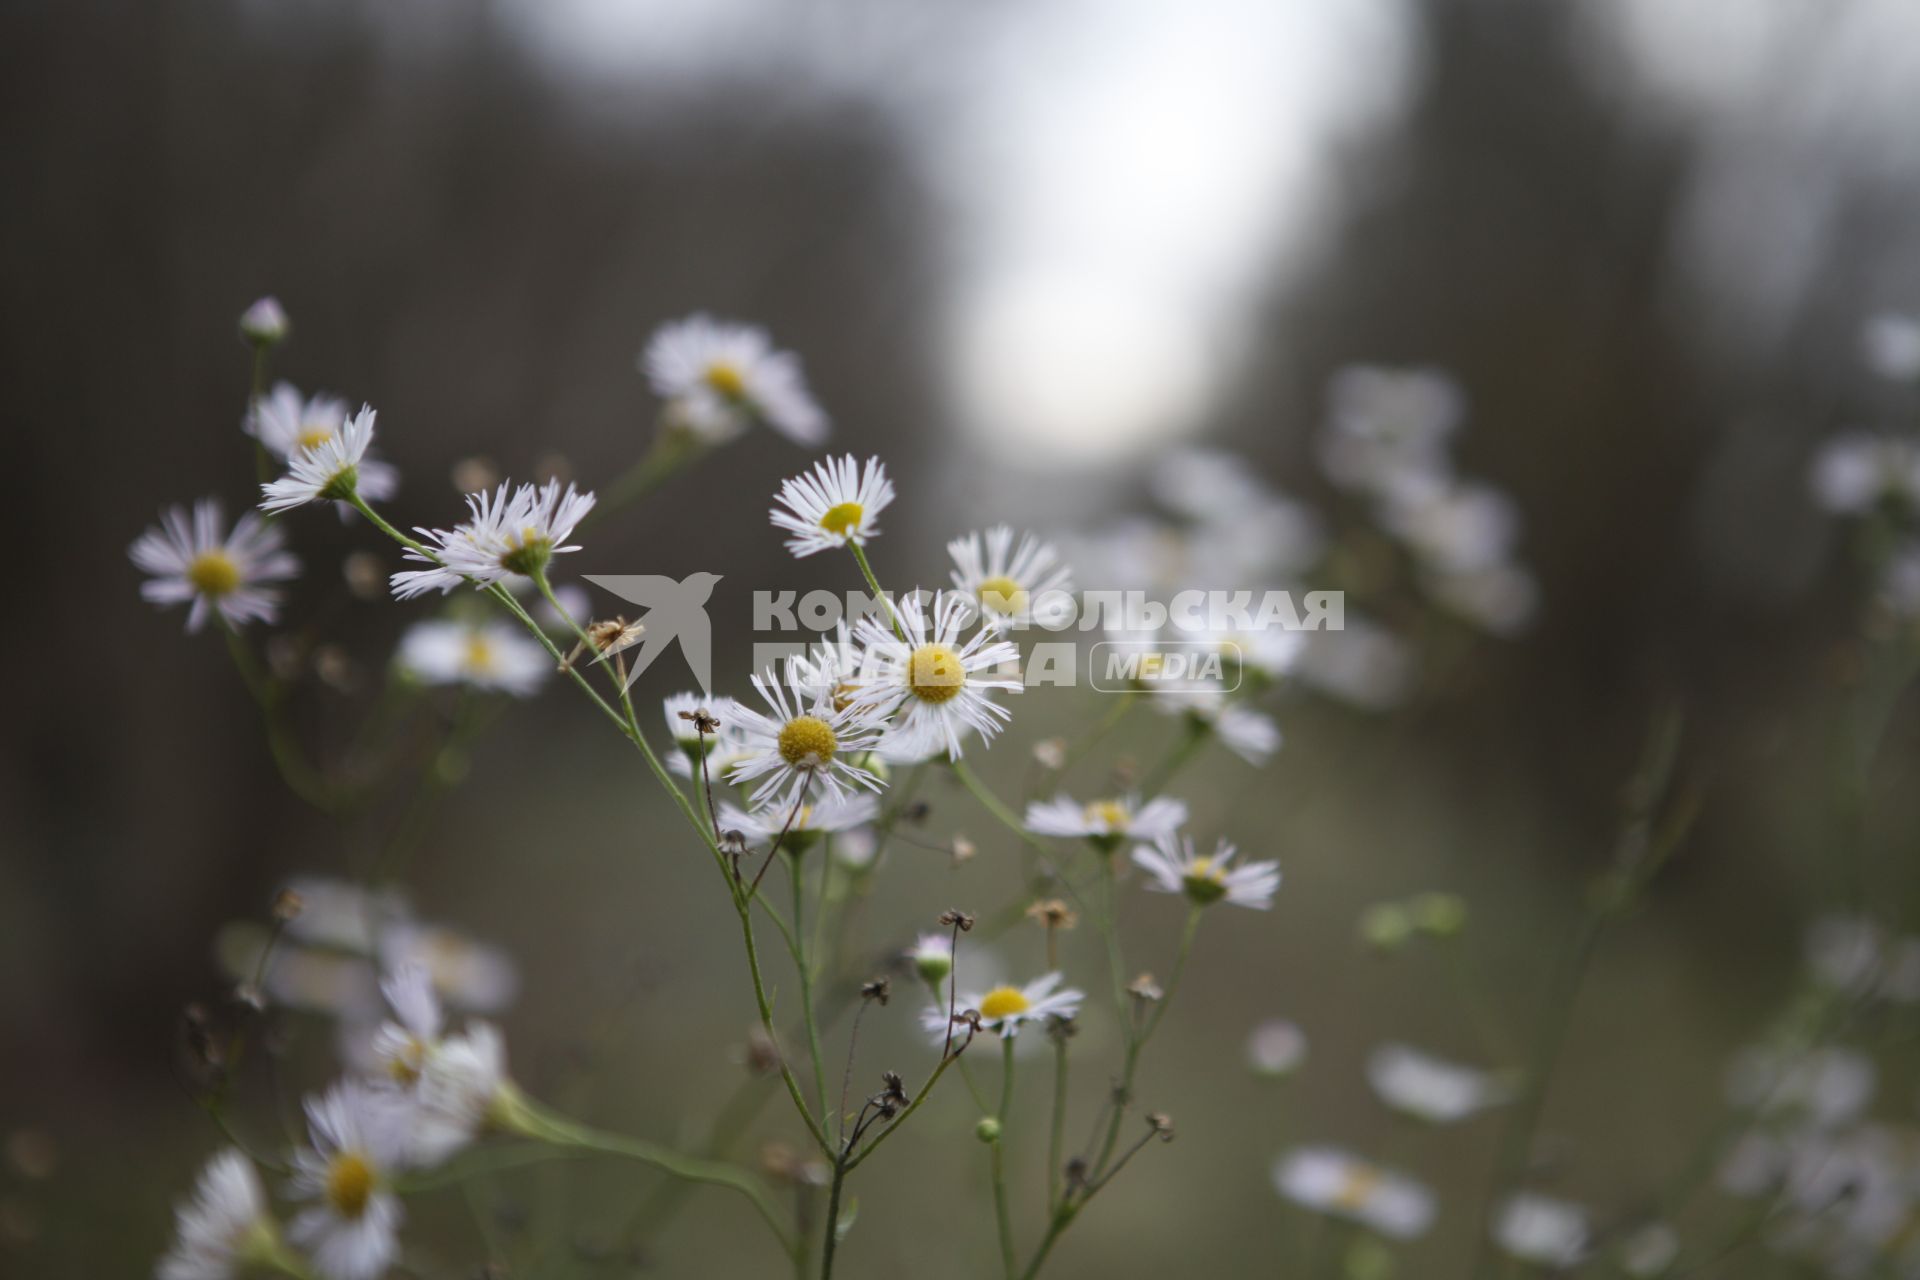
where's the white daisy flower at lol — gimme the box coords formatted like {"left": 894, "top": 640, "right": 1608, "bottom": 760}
{"left": 378, "top": 921, "right": 519, "bottom": 1014}
{"left": 1318, "top": 364, "right": 1464, "bottom": 494}
{"left": 1493, "top": 1193, "right": 1590, "bottom": 1268}
{"left": 1809, "top": 432, "right": 1920, "bottom": 515}
{"left": 238, "top": 296, "right": 289, "bottom": 346}
{"left": 396, "top": 619, "right": 548, "bottom": 696}
{"left": 769, "top": 455, "right": 894, "bottom": 557}
{"left": 1365, "top": 1043, "right": 1511, "bottom": 1123}
{"left": 919, "top": 972, "right": 1083, "bottom": 1041}
{"left": 249, "top": 384, "right": 398, "bottom": 508}
{"left": 1863, "top": 311, "right": 1920, "bottom": 381}
{"left": 1154, "top": 688, "right": 1283, "bottom": 765}
{"left": 1273, "top": 1146, "right": 1436, "bottom": 1240}
{"left": 132, "top": 500, "right": 300, "bottom": 633}
{"left": 725, "top": 660, "right": 887, "bottom": 810}
{"left": 260, "top": 406, "right": 384, "bottom": 514}
{"left": 1378, "top": 473, "right": 1522, "bottom": 576}
{"left": 717, "top": 793, "right": 880, "bottom": 854}
{"left": 276, "top": 877, "right": 408, "bottom": 955}
{"left": 287, "top": 1081, "right": 413, "bottom": 1280}
{"left": 1247, "top": 1019, "right": 1308, "bottom": 1077}
{"left": 909, "top": 932, "right": 955, "bottom": 985}
{"left": 1132, "top": 833, "right": 1280, "bottom": 909}
{"left": 390, "top": 479, "right": 596, "bottom": 598}
{"left": 642, "top": 314, "right": 828, "bottom": 446}
{"left": 158, "top": 1149, "right": 279, "bottom": 1280}
{"left": 946, "top": 525, "right": 1075, "bottom": 630}
{"left": 366, "top": 964, "right": 508, "bottom": 1164}
{"left": 1024, "top": 793, "right": 1188, "bottom": 851}
{"left": 852, "top": 590, "right": 1021, "bottom": 760}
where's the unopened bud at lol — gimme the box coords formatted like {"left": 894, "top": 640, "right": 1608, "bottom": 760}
{"left": 238, "top": 297, "right": 289, "bottom": 346}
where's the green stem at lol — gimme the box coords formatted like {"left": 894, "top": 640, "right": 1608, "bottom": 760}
{"left": 848, "top": 542, "right": 904, "bottom": 640}
{"left": 1047, "top": 1035, "right": 1070, "bottom": 1213}
{"left": 1089, "top": 906, "right": 1200, "bottom": 1182}
{"left": 791, "top": 858, "right": 832, "bottom": 1122}
{"left": 588, "top": 429, "right": 703, "bottom": 525}
{"left": 991, "top": 1037, "right": 1019, "bottom": 1277}
{"left": 220, "top": 625, "right": 338, "bottom": 812}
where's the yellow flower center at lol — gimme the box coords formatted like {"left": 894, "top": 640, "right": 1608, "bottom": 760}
{"left": 908, "top": 644, "right": 965, "bottom": 704}
{"left": 499, "top": 526, "right": 552, "bottom": 576}
{"left": 977, "top": 986, "right": 1031, "bottom": 1021}
{"left": 829, "top": 680, "right": 859, "bottom": 713}
{"left": 463, "top": 634, "right": 497, "bottom": 675}
{"left": 777, "top": 715, "right": 838, "bottom": 768}
{"left": 324, "top": 1151, "right": 376, "bottom": 1219}
{"left": 976, "top": 575, "right": 1028, "bottom": 616}
{"left": 1082, "top": 800, "right": 1131, "bottom": 831}
{"left": 704, "top": 360, "right": 748, "bottom": 399}
{"left": 1188, "top": 856, "right": 1223, "bottom": 883}
{"left": 818, "top": 502, "right": 864, "bottom": 537}
{"left": 295, "top": 425, "right": 335, "bottom": 451}
{"left": 1332, "top": 1163, "right": 1383, "bottom": 1211}
{"left": 387, "top": 1036, "right": 426, "bottom": 1085}
{"left": 186, "top": 550, "right": 242, "bottom": 598}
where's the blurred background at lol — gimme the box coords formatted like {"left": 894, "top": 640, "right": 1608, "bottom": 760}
{"left": 6, "top": 0, "right": 1920, "bottom": 1275}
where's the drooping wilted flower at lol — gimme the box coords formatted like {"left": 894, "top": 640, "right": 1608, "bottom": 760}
{"left": 1273, "top": 1146, "right": 1435, "bottom": 1239}
{"left": 642, "top": 314, "right": 828, "bottom": 446}
{"left": 390, "top": 479, "right": 596, "bottom": 598}
{"left": 769, "top": 454, "right": 894, "bottom": 557}
{"left": 131, "top": 499, "right": 300, "bottom": 632}
{"left": 396, "top": 619, "right": 547, "bottom": 696}
{"left": 946, "top": 525, "right": 1075, "bottom": 630}
{"left": 1132, "top": 833, "right": 1279, "bottom": 910}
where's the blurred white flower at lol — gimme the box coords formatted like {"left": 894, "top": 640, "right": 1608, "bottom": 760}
{"left": 249, "top": 384, "right": 397, "bottom": 508}
{"left": 1725, "top": 1045, "right": 1877, "bottom": 1130}
{"left": 1809, "top": 432, "right": 1920, "bottom": 515}
{"left": 769, "top": 455, "right": 894, "bottom": 557}
{"left": 158, "top": 1149, "right": 277, "bottom": 1280}
{"left": 726, "top": 659, "right": 886, "bottom": 810}
{"left": 1295, "top": 616, "right": 1414, "bottom": 712}
{"left": 1879, "top": 544, "right": 1920, "bottom": 620}
{"left": 1493, "top": 1193, "right": 1589, "bottom": 1268}
{"left": 1863, "top": 311, "right": 1920, "bottom": 381}
{"left": 131, "top": 499, "right": 299, "bottom": 632}
{"left": 391, "top": 479, "right": 595, "bottom": 598}
{"left": 1379, "top": 474, "right": 1522, "bottom": 576}
{"left": 1426, "top": 563, "right": 1540, "bottom": 636}
{"left": 853, "top": 590, "right": 1022, "bottom": 761}
{"left": 1132, "top": 833, "right": 1279, "bottom": 909}
{"left": 397, "top": 619, "right": 547, "bottom": 696}
{"left": 1617, "top": 1222, "right": 1680, "bottom": 1277}
{"left": 1246, "top": 1019, "right": 1308, "bottom": 1077}
{"left": 1365, "top": 1043, "right": 1510, "bottom": 1124}
{"left": 642, "top": 314, "right": 828, "bottom": 446}
{"left": 1024, "top": 793, "right": 1187, "bottom": 846}
{"left": 238, "top": 296, "right": 289, "bottom": 346}
{"left": 260, "top": 406, "right": 382, "bottom": 513}
{"left": 1154, "top": 688, "right": 1282, "bottom": 765}
{"left": 1319, "top": 364, "right": 1464, "bottom": 493}
{"left": 1150, "top": 447, "right": 1281, "bottom": 521}
{"left": 919, "top": 972, "right": 1082, "bottom": 1041}
{"left": 1273, "top": 1146, "right": 1435, "bottom": 1239}
{"left": 287, "top": 1081, "right": 413, "bottom": 1280}
{"left": 947, "top": 524, "right": 1075, "bottom": 630}
{"left": 278, "top": 877, "right": 407, "bottom": 955}
{"left": 379, "top": 922, "right": 519, "bottom": 1015}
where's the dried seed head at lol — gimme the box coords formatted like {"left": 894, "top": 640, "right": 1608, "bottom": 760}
{"left": 743, "top": 1026, "right": 781, "bottom": 1076}
{"left": 1147, "top": 1113, "right": 1175, "bottom": 1141}
{"left": 938, "top": 909, "right": 976, "bottom": 932}
{"left": 1127, "top": 973, "right": 1164, "bottom": 1003}
{"left": 1026, "top": 899, "right": 1078, "bottom": 930}
{"left": 860, "top": 977, "right": 892, "bottom": 1005}
{"left": 271, "top": 889, "right": 305, "bottom": 923}
{"left": 720, "top": 829, "right": 751, "bottom": 857}
{"left": 903, "top": 801, "right": 932, "bottom": 825}
{"left": 586, "top": 617, "right": 645, "bottom": 659}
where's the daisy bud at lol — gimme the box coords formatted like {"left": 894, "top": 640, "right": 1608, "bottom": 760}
{"left": 974, "top": 1117, "right": 1002, "bottom": 1143}
{"left": 1411, "top": 892, "right": 1467, "bottom": 937}
{"left": 910, "top": 933, "right": 955, "bottom": 986}
{"left": 238, "top": 296, "right": 289, "bottom": 346}
{"left": 1360, "top": 903, "right": 1413, "bottom": 953}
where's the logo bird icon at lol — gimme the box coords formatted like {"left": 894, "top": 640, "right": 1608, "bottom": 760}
{"left": 581, "top": 572, "right": 723, "bottom": 692}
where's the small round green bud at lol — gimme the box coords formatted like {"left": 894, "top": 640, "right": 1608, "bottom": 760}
{"left": 239, "top": 296, "right": 289, "bottom": 346}
{"left": 1359, "top": 903, "right": 1412, "bottom": 953}
{"left": 974, "top": 1117, "right": 1002, "bottom": 1144}
{"left": 1410, "top": 892, "right": 1467, "bottom": 937}
{"left": 913, "top": 944, "right": 953, "bottom": 987}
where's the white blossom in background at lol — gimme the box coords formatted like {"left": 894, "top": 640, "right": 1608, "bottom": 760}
{"left": 1132, "top": 833, "right": 1279, "bottom": 910}
{"left": 947, "top": 524, "right": 1075, "bottom": 630}
{"left": 769, "top": 455, "right": 894, "bottom": 557}
{"left": 1617, "top": 1222, "right": 1680, "bottom": 1277}
{"left": 1493, "top": 1193, "right": 1590, "bottom": 1268}
{"left": 391, "top": 479, "right": 596, "bottom": 598}
{"left": 1808, "top": 432, "right": 1920, "bottom": 515}
{"left": 1725, "top": 1044, "right": 1877, "bottom": 1129}
{"left": 1273, "top": 1147, "right": 1436, "bottom": 1239}
{"left": 1365, "top": 1043, "right": 1511, "bottom": 1124}
{"left": 157, "top": 1149, "right": 279, "bottom": 1280}
{"left": 1295, "top": 615, "right": 1415, "bottom": 712}
{"left": 131, "top": 499, "right": 300, "bottom": 632}
{"left": 1378, "top": 474, "right": 1523, "bottom": 576}
{"left": 1863, "top": 311, "right": 1920, "bottom": 381}
{"left": 852, "top": 590, "right": 1021, "bottom": 760}
{"left": 726, "top": 659, "right": 887, "bottom": 809}
{"left": 1426, "top": 563, "right": 1541, "bottom": 636}
{"left": 1879, "top": 544, "right": 1920, "bottom": 621}
{"left": 1024, "top": 793, "right": 1188, "bottom": 845}
{"left": 1153, "top": 687, "right": 1282, "bottom": 765}
{"left": 260, "top": 407, "right": 384, "bottom": 514}
{"left": 1318, "top": 364, "right": 1464, "bottom": 494}
{"left": 1246, "top": 1019, "right": 1308, "bottom": 1077}
{"left": 717, "top": 793, "right": 880, "bottom": 845}
{"left": 642, "top": 314, "right": 828, "bottom": 446}
{"left": 379, "top": 921, "right": 520, "bottom": 1015}
{"left": 919, "top": 972, "right": 1083, "bottom": 1040}
{"left": 287, "top": 1082, "right": 414, "bottom": 1280}
{"left": 397, "top": 619, "right": 548, "bottom": 696}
